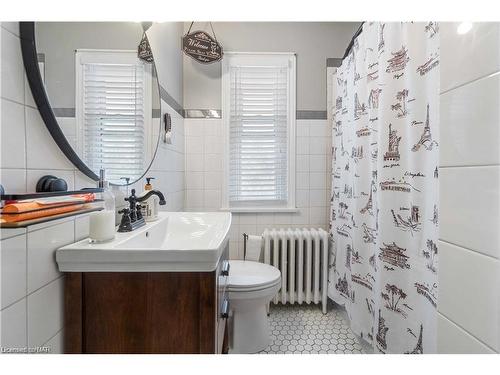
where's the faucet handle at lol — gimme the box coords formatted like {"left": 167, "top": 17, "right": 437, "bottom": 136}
{"left": 118, "top": 208, "right": 131, "bottom": 219}
{"left": 117, "top": 208, "right": 133, "bottom": 232}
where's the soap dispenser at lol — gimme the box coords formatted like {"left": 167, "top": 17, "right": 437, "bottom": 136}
{"left": 138, "top": 177, "right": 159, "bottom": 222}
{"left": 89, "top": 169, "right": 116, "bottom": 243}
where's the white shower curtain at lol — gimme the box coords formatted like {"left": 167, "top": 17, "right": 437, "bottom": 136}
{"left": 328, "top": 22, "right": 439, "bottom": 354}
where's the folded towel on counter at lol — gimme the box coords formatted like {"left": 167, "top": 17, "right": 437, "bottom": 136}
{"left": 0, "top": 204, "right": 85, "bottom": 223}
{"left": 245, "top": 235, "right": 263, "bottom": 262}
{"left": 2, "top": 193, "right": 95, "bottom": 213}
{"left": 0, "top": 193, "right": 95, "bottom": 224}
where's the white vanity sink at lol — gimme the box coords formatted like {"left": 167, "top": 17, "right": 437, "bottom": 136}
{"left": 56, "top": 212, "right": 231, "bottom": 272}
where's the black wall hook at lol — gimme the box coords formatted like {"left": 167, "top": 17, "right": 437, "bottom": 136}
{"left": 36, "top": 175, "right": 68, "bottom": 193}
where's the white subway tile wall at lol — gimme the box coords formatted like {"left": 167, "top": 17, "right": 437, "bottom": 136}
{"left": 27, "top": 277, "right": 64, "bottom": 348}
{"left": 0, "top": 223, "right": 67, "bottom": 353}
{"left": 437, "top": 22, "right": 500, "bottom": 354}
{"left": 27, "top": 221, "right": 73, "bottom": 293}
{"left": 184, "top": 118, "right": 331, "bottom": 260}
{"left": 438, "top": 241, "right": 499, "bottom": 350}
{"left": 441, "top": 22, "right": 500, "bottom": 93}
{"left": 0, "top": 299, "right": 27, "bottom": 349}
{"left": 1, "top": 235, "right": 26, "bottom": 309}
{"left": 0, "top": 23, "right": 186, "bottom": 352}
{"left": 1, "top": 23, "right": 24, "bottom": 104}
{"left": 437, "top": 314, "right": 496, "bottom": 354}
{"left": 440, "top": 74, "right": 500, "bottom": 167}
{"left": 0, "top": 211, "right": 94, "bottom": 353}
{"left": 25, "top": 106, "right": 75, "bottom": 171}
{"left": 1, "top": 99, "right": 26, "bottom": 169}
{"left": 440, "top": 167, "right": 500, "bottom": 258}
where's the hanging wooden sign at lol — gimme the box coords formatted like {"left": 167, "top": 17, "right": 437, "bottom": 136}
{"left": 182, "top": 30, "right": 223, "bottom": 64}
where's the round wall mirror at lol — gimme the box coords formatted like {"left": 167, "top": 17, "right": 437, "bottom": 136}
{"left": 20, "top": 22, "right": 161, "bottom": 185}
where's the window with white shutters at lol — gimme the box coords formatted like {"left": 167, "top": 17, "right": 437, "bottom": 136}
{"left": 76, "top": 50, "right": 151, "bottom": 184}
{"left": 222, "top": 53, "right": 296, "bottom": 211}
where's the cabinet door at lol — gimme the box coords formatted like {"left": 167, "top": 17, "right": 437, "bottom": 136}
{"left": 82, "top": 272, "right": 209, "bottom": 353}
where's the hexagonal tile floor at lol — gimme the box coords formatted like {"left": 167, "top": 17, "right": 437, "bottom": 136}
{"left": 258, "top": 302, "right": 365, "bottom": 354}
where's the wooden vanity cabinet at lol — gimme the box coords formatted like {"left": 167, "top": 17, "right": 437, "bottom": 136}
{"left": 64, "top": 245, "right": 229, "bottom": 354}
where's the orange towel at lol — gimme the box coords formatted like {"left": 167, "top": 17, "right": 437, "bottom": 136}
{"left": 0, "top": 204, "right": 85, "bottom": 223}
{"left": 0, "top": 193, "right": 95, "bottom": 223}
{"left": 2, "top": 193, "right": 95, "bottom": 213}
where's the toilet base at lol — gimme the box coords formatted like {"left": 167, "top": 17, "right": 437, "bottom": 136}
{"left": 229, "top": 303, "right": 269, "bottom": 354}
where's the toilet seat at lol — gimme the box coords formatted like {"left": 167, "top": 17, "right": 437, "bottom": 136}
{"left": 227, "top": 260, "right": 281, "bottom": 292}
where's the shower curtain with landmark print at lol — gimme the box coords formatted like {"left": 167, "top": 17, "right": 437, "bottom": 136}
{"left": 328, "top": 22, "right": 439, "bottom": 354}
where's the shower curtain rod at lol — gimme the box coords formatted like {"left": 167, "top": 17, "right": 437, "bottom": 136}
{"left": 342, "top": 22, "right": 365, "bottom": 60}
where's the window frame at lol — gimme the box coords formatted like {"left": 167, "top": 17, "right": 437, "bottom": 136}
{"left": 221, "top": 52, "right": 297, "bottom": 213}
{"left": 75, "top": 49, "right": 153, "bottom": 184}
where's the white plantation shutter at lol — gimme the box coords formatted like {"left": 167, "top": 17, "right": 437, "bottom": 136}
{"left": 223, "top": 53, "right": 296, "bottom": 209}
{"left": 77, "top": 51, "right": 149, "bottom": 184}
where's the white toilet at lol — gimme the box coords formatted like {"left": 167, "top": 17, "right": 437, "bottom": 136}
{"left": 227, "top": 260, "right": 281, "bottom": 354}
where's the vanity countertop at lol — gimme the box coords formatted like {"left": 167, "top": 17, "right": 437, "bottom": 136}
{"left": 56, "top": 212, "right": 231, "bottom": 272}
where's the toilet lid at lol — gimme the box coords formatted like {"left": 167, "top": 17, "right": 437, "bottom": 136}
{"left": 227, "top": 260, "right": 281, "bottom": 290}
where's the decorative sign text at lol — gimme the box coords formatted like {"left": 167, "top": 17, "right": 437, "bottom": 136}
{"left": 182, "top": 30, "right": 223, "bottom": 64}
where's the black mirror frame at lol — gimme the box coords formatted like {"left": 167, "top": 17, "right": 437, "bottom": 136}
{"left": 19, "top": 22, "right": 162, "bottom": 186}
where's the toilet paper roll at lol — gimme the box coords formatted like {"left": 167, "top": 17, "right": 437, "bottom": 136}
{"left": 245, "top": 235, "right": 263, "bottom": 262}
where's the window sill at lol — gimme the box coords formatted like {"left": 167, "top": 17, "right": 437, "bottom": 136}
{"left": 220, "top": 207, "right": 300, "bottom": 213}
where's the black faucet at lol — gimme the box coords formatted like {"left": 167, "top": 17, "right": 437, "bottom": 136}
{"left": 118, "top": 189, "right": 166, "bottom": 232}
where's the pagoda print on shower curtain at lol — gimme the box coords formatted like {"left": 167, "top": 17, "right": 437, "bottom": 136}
{"left": 328, "top": 22, "right": 439, "bottom": 354}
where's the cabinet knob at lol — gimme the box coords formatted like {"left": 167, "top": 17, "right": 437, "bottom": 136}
{"left": 221, "top": 260, "right": 230, "bottom": 276}
{"left": 221, "top": 299, "right": 230, "bottom": 319}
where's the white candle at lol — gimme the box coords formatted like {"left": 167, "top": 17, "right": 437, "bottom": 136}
{"left": 89, "top": 210, "right": 116, "bottom": 243}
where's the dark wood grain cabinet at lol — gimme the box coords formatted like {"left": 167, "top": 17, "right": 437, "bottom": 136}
{"left": 64, "top": 246, "right": 229, "bottom": 354}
